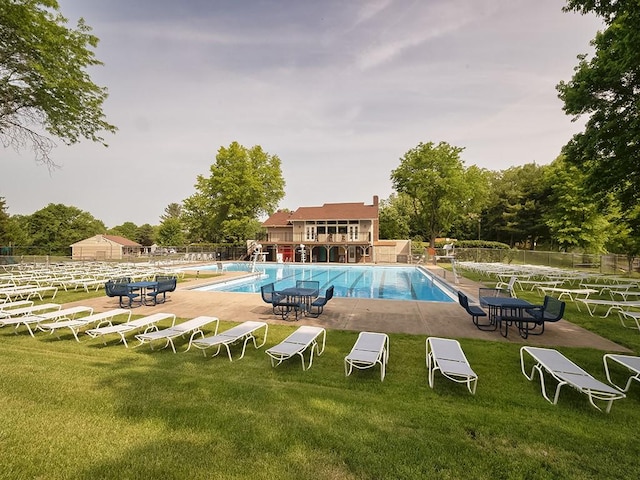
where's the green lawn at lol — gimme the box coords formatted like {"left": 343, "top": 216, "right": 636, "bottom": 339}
{"left": 1, "top": 274, "right": 639, "bottom": 480}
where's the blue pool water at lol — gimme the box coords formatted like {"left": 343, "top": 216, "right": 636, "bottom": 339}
{"left": 191, "top": 263, "right": 455, "bottom": 302}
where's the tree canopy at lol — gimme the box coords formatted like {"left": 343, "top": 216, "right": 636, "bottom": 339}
{"left": 182, "top": 142, "right": 285, "bottom": 243}
{"left": 557, "top": 0, "right": 640, "bottom": 210}
{"left": 25, "top": 203, "right": 105, "bottom": 255}
{"left": 390, "top": 141, "right": 486, "bottom": 246}
{"left": 0, "top": 0, "right": 116, "bottom": 165}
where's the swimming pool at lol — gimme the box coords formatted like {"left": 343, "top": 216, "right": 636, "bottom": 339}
{"left": 191, "top": 263, "right": 456, "bottom": 303}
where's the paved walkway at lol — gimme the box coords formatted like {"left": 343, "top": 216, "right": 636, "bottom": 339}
{"left": 65, "top": 265, "right": 628, "bottom": 352}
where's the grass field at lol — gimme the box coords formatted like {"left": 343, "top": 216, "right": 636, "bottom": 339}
{"left": 1, "top": 271, "right": 639, "bottom": 480}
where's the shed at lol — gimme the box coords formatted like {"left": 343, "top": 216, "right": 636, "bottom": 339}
{"left": 71, "top": 234, "right": 142, "bottom": 260}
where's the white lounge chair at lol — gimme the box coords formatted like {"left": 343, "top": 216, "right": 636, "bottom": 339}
{"left": 38, "top": 308, "right": 132, "bottom": 342}
{"left": 191, "top": 321, "right": 268, "bottom": 360}
{"left": 0, "top": 285, "right": 58, "bottom": 301}
{"left": 85, "top": 312, "right": 176, "bottom": 347}
{"left": 617, "top": 311, "right": 640, "bottom": 332}
{"left": 344, "top": 331, "right": 389, "bottom": 381}
{"left": 0, "top": 305, "right": 88, "bottom": 337}
{"left": 535, "top": 287, "right": 597, "bottom": 302}
{"left": 574, "top": 298, "right": 640, "bottom": 317}
{"left": 0, "top": 300, "right": 34, "bottom": 312}
{"left": 426, "top": 337, "right": 477, "bottom": 394}
{"left": 603, "top": 354, "right": 640, "bottom": 393}
{"left": 135, "top": 315, "right": 219, "bottom": 353}
{"left": 0, "top": 303, "right": 60, "bottom": 320}
{"left": 520, "top": 346, "right": 625, "bottom": 413}
{"left": 265, "top": 326, "right": 326, "bottom": 371}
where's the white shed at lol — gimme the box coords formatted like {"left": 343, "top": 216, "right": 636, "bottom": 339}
{"left": 71, "top": 234, "right": 141, "bottom": 260}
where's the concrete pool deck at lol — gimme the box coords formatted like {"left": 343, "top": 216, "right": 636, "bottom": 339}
{"left": 65, "top": 264, "right": 629, "bottom": 352}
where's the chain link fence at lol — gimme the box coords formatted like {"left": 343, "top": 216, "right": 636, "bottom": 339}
{"left": 436, "top": 248, "right": 639, "bottom": 275}
{"left": 0, "top": 244, "right": 250, "bottom": 266}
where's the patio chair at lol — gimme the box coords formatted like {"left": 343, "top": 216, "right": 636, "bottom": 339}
{"left": 603, "top": 354, "right": 640, "bottom": 393}
{"left": 457, "top": 291, "right": 492, "bottom": 330}
{"left": 265, "top": 326, "right": 326, "bottom": 371}
{"left": 344, "top": 331, "right": 389, "bottom": 381}
{"left": 307, "top": 285, "right": 334, "bottom": 318}
{"left": 105, "top": 279, "right": 141, "bottom": 308}
{"left": 145, "top": 275, "right": 177, "bottom": 306}
{"left": 517, "top": 295, "right": 565, "bottom": 339}
{"left": 85, "top": 312, "right": 176, "bottom": 347}
{"left": 135, "top": 315, "right": 219, "bottom": 353}
{"left": 38, "top": 308, "right": 132, "bottom": 342}
{"left": 520, "top": 346, "right": 625, "bottom": 413}
{"left": 426, "top": 337, "right": 477, "bottom": 394}
{"left": 261, "top": 282, "right": 303, "bottom": 320}
{"left": 190, "top": 321, "right": 268, "bottom": 361}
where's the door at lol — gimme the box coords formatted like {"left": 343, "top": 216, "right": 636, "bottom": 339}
{"left": 348, "top": 246, "right": 356, "bottom": 263}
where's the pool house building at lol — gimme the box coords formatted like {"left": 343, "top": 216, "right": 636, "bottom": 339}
{"left": 261, "top": 196, "right": 397, "bottom": 263}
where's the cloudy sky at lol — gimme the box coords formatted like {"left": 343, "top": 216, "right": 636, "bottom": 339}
{"left": 2, "top": 0, "right": 603, "bottom": 228}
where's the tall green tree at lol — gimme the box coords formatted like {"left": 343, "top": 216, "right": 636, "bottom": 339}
{"left": 378, "top": 193, "right": 413, "bottom": 240}
{"left": 3, "top": 214, "right": 30, "bottom": 251}
{"left": 183, "top": 142, "right": 285, "bottom": 243}
{"left": 108, "top": 222, "right": 139, "bottom": 242}
{"left": 557, "top": 0, "right": 640, "bottom": 210}
{"left": 156, "top": 218, "right": 185, "bottom": 247}
{"left": 26, "top": 203, "right": 105, "bottom": 255}
{"left": 390, "top": 141, "right": 479, "bottom": 246}
{"left": 137, "top": 223, "right": 156, "bottom": 247}
{"left": 0, "top": 0, "right": 116, "bottom": 165}
{"left": 160, "top": 203, "right": 182, "bottom": 222}
{"left": 605, "top": 204, "right": 640, "bottom": 271}
{"left": 542, "top": 157, "right": 609, "bottom": 252}
{"left": 485, "top": 164, "right": 550, "bottom": 248}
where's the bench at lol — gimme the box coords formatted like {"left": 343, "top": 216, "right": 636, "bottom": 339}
{"left": 104, "top": 277, "right": 140, "bottom": 308}
{"left": 146, "top": 275, "right": 177, "bottom": 305}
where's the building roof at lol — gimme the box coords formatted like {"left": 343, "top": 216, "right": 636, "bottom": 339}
{"left": 103, "top": 234, "right": 141, "bottom": 247}
{"left": 290, "top": 202, "right": 378, "bottom": 221}
{"left": 263, "top": 199, "right": 379, "bottom": 226}
{"left": 71, "top": 234, "right": 141, "bottom": 247}
{"left": 262, "top": 210, "right": 293, "bottom": 227}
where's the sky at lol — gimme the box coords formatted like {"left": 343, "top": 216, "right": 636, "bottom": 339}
{"left": 2, "top": 0, "right": 604, "bottom": 228}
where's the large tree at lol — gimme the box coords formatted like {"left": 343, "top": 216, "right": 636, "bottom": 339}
{"left": 183, "top": 142, "right": 285, "bottom": 243}
{"left": 390, "top": 141, "right": 482, "bottom": 246}
{"left": 378, "top": 193, "right": 413, "bottom": 240}
{"left": 156, "top": 217, "right": 185, "bottom": 247}
{"left": 26, "top": 203, "right": 105, "bottom": 255}
{"left": 542, "top": 156, "right": 610, "bottom": 252}
{"left": 479, "top": 163, "right": 551, "bottom": 248}
{"left": 557, "top": 0, "right": 640, "bottom": 210}
{"left": 160, "top": 203, "right": 182, "bottom": 222}
{"left": 108, "top": 222, "right": 139, "bottom": 242}
{"left": 0, "top": 0, "right": 116, "bottom": 165}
